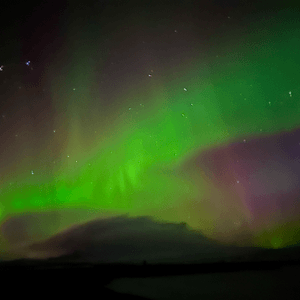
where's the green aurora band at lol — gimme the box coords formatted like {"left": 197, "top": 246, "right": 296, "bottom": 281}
{"left": 0, "top": 8, "right": 300, "bottom": 254}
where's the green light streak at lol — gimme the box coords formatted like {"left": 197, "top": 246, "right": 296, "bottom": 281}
{"left": 1, "top": 10, "right": 300, "bottom": 249}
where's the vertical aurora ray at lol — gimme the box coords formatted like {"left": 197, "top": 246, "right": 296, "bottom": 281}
{"left": 1, "top": 4, "right": 300, "bottom": 254}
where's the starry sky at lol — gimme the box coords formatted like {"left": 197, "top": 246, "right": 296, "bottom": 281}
{"left": 0, "top": 0, "right": 300, "bottom": 261}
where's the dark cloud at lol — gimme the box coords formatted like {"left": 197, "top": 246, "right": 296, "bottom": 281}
{"left": 1, "top": 213, "right": 252, "bottom": 263}
{"left": 180, "top": 128, "right": 300, "bottom": 241}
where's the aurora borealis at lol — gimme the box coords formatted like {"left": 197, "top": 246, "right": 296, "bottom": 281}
{"left": 0, "top": 1, "right": 300, "bottom": 260}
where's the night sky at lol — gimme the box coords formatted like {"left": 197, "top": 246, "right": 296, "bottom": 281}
{"left": 0, "top": 0, "right": 300, "bottom": 261}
